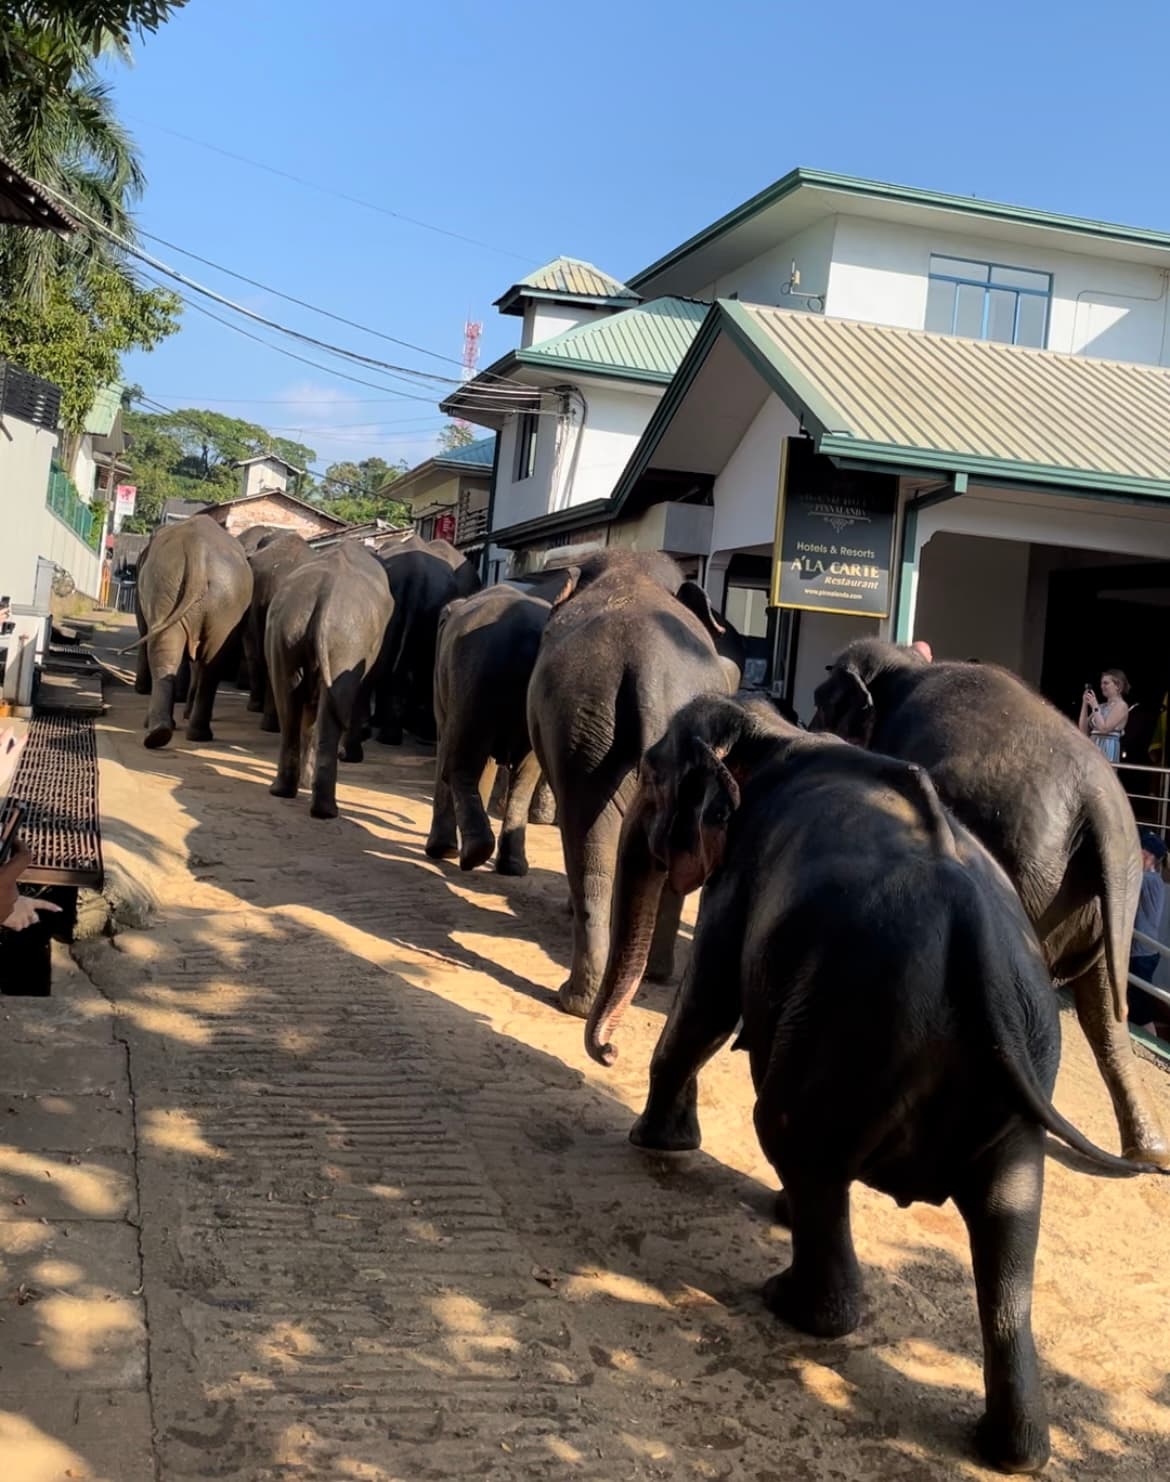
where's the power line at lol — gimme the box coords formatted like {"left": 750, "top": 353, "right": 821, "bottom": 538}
{"left": 136, "top": 119, "right": 536, "bottom": 264}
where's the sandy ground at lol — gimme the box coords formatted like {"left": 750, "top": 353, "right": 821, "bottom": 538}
{"left": 4, "top": 610, "right": 1170, "bottom": 1481}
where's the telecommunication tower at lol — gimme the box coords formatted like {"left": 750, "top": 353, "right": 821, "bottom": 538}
{"left": 456, "top": 318, "right": 483, "bottom": 429}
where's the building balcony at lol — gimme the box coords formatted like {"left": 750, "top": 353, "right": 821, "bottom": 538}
{"left": 47, "top": 462, "right": 99, "bottom": 548}
{"left": 456, "top": 505, "right": 489, "bottom": 546}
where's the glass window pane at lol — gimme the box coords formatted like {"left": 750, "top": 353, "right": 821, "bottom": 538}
{"left": 991, "top": 265, "right": 1050, "bottom": 291}
{"left": 924, "top": 277, "right": 954, "bottom": 333}
{"left": 929, "top": 256, "right": 990, "bottom": 283}
{"left": 723, "top": 586, "right": 768, "bottom": 638}
{"left": 987, "top": 288, "right": 1017, "bottom": 343}
{"left": 953, "top": 283, "right": 986, "bottom": 338}
{"left": 1015, "top": 293, "right": 1048, "bottom": 348}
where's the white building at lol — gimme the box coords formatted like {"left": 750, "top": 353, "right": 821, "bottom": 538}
{"left": 442, "top": 257, "right": 709, "bottom": 582}
{"left": 234, "top": 453, "right": 302, "bottom": 501}
{"left": 470, "top": 169, "right": 1170, "bottom": 728}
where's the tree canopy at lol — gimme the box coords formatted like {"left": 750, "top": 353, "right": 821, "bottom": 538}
{"left": 439, "top": 422, "right": 475, "bottom": 452}
{"left": 0, "top": 0, "right": 183, "bottom": 427}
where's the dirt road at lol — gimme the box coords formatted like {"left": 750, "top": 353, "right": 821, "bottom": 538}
{"left": 11, "top": 614, "right": 1170, "bottom": 1479}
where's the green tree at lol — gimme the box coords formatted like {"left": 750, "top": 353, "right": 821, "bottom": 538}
{"left": 439, "top": 422, "right": 475, "bottom": 452}
{"left": 321, "top": 456, "right": 402, "bottom": 499}
{"left": 0, "top": 2, "right": 185, "bottom": 427}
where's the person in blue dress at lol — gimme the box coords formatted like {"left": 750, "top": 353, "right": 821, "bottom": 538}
{"left": 1079, "top": 669, "right": 1130, "bottom": 763}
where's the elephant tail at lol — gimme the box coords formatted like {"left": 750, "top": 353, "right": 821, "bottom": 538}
{"left": 1080, "top": 778, "right": 1143, "bottom": 1022}
{"left": 952, "top": 872, "right": 1159, "bottom": 1177}
{"left": 119, "top": 549, "right": 207, "bottom": 656}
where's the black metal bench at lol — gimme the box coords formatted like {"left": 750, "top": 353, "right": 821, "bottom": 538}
{"left": 0, "top": 711, "right": 102, "bottom": 995}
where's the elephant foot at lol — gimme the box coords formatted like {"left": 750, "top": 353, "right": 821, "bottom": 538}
{"left": 557, "top": 980, "right": 595, "bottom": 1019}
{"left": 260, "top": 714, "right": 280, "bottom": 734}
{"left": 310, "top": 794, "right": 339, "bottom": 820}
{"left": 629, "top": 1103, "right": 701, "bottom": 1154}
{"left": 375, "top": 727, "right": 403, "bottom": 747}
{"left": 1122, "top": 1132, "right": 1170, "bottom": 1170}
{"left": 269, "top": 777, "right": 298, "bottom": 799}
{"left": 143, "top": 723, "right": 173, "bottom": 750}
{"left": 247, "top": 696, "right": 263, "bottom": 713}
{"left": 645, "top": 962, "right": 675, "bottom": 985}
{"left": 974, "top": 1410, "right": 1051, "bottom": 1476}
{"left": 761, "top": 1268, "right": 861, "bottom": 1340}
{"left": 425, "top": 835, "right": 459, "bottom": 860}
{"left": 341, "top": 742, "right": 364, "bottom": 764}
{"left": 134, "top": 678, "right": 152, "bottom": 696}
{"left": 773, "top": 1189, "right": 792, "bottom": 1227}
{"left": 459, "top": 835, "right": 496, "bottom": 872}
{"left": 495, "top": 851, "right": 529, "bottom": 877}
{"left": 186, "top": 724, "right": 214, "bottom": 743}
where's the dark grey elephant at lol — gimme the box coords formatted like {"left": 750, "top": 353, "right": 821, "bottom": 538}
{"left": 266, "top": 542, "right": 393, "bottom": 820}
{"left": 236, "top": 524, "right": 283, "bottom": 557}
{"left": 243, "top": 532, "right": 315, "bottom": 731}
{"left": 426, "top": 570, "right": 570, "bottom": 875}
{"left": 584, "top": 694, "right": 1154, "bottom": 1476}
{"left": 528, "top": 550, "right": 743, "bottom": 1016}
{"left": 135, "top": 516, "right": 253, "bottom": 749}
{"left": 812, "top": 639, "right": 1168, "bottom": 1169}
{"left": 373, "top": 535, "right": 481, "bottom": 745}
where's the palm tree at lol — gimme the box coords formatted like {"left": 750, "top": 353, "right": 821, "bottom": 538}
{"left": 0, "top": 25, "right": 146, "bottom": 302}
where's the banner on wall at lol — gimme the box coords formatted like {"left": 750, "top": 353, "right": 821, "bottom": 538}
{"left": 771, "top": 438, "right": 897, "bottom": 618}
{"left": 113, "top": 484, "right": 138, "bottom": 533}
{"left": 433, "top": 510, "right": 457, "bottom": 544}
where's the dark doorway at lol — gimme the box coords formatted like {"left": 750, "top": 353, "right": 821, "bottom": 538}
{"left": 1042, "top": 562, "right": 1170, "bottom": 776}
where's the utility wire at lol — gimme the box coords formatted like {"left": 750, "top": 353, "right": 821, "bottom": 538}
{"left": 43, "top": 179, "right": 541, "bottom": 406}
{"left": 137, "top": 118, "right": 536, "bottom": 264}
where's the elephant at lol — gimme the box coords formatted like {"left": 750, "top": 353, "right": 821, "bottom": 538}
{"left": 527, "top": 550, "right": 743, "bottom": 1017}
{"left": 426, "top": 570, "right": 571, "bottom": 875}
{"left": 812, "top": 639, "right": 1169, "bottom": 1168}
{"left": 236, "top": 524, "right": 283, "bottom": 557}
{"left": 584, "top": 693, "right": 1155, "bottom": 1475}
{"left": 266, "top": 541, "right": 393, "bottom": 820}
{"left": 372, "top": 535, "right": 481, "bottom": 745}
{"left": 243, "top": 532, "right": 315, "bottom": 731}
{"left": 135, "top": 515, "right": 253, "bottom": 749}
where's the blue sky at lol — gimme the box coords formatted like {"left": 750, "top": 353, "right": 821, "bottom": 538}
{"left": 113, "top": 0, "right": 1170, "bottom": 477}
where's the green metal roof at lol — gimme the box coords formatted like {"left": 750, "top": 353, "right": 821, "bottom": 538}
{"left": 437, "top": 434, "right": 495, "bottom": 470}
{"left": 495, "top": 256, "right": 638, "bottom": 314}
{"left": 630, "top": 167, "right": 1170, "bottom": 294}
{"left": 613, "top": 300, "right": 1170, "bottom": 507}
{"left": 517, "top": 297, "right": 710, "bottom": 383}
{"left": 83, "top": 381, "right": 123, "bottom": 437}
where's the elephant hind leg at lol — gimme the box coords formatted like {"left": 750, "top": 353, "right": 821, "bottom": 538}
{"left": 497, "top": 751, "right": 541, "bottom": 876}
{"left": 270, "top": 669, "right": 306, "bottom": 799}
{"left": 758, "top": 1158, "right": 863, "bottom": 1341}
{"left": 954, "top": 1122, "right": 1050, "bottom": 1475}
{"left": 1070, "top": 959, "right": 1170, "bottom": 1166}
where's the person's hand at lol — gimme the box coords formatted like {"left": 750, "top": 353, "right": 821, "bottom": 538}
{"left": 2, "top": 893, "right": 61, "bottom": 932}
{"left": 1082, "top": 688, "right": 1097, "bottom": 710}
{"left": 0, "top": 836, "right": 30, "bottom": 924}
{"left": 0, "top": 727, "right": 27, "bottom": 794}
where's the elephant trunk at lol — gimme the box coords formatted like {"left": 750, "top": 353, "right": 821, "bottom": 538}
{"left": 585, "top": 792, "right": 666, "bottom": 1067}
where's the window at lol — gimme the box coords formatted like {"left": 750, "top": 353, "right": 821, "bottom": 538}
{"left": 514, "top": 412, "right": 538, "bottom": 481}
{"left": 723, "top": 585, "right": 769, "bottom": 639}
{"left": 925, "top": 256, "right": 1051, "bottom": 348}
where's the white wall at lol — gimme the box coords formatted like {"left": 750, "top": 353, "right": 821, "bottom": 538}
{"left": 697, "top": 217, "right": 837, "bottom": 308}
{"left": 914, "top": 533, "right": 1031, "bottom": 671}
{"left": 564, "top": 385, "right": 660, "bottom": 507}
{"left": 522, "top": 303, "right": 611, "bottom": 349}
{"left": 0, "top": 420, "right": 102, "bottom": 606}
{"left": 709, "top": 395, "right": 799, "bottom": 560}
{"left": 826, "top": 213, "right": 1170, "bottom": 362}
{"left": 71, "top": 436, "right": 98, "bottom": 502}
{"left": 241, "top": 461, "right": 289, "bottom": 499}
{"left": 490, "top": 407, "right": 558, "bottom": 530}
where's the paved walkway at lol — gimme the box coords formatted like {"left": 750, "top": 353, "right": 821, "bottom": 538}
{"left": 2, "top": 613, "right": 1169, "bottom": 1480}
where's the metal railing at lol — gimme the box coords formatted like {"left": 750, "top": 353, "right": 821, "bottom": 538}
{"left": 1129, "top": 930, "right": 1170, "bottom": 1016}
{"left": 456, "top": 506, "right": 489, "bottom": 545}
{"left": 46, "top": 463, "right": 94, "bottom": 545}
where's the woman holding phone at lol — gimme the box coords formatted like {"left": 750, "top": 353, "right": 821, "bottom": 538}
{"left": 1079, "top": 669, "right": 1130, "bottom": 763}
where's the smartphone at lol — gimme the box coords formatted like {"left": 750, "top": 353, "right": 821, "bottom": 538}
{"left": 0, "top": 802, "right": 24, "bottom": 866}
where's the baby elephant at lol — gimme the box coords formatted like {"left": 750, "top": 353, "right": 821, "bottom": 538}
{"left": 266, "top": 543, "right": 393, "bottom": 819}
{"left": 586, "top": 694, "right": 1157, "bottom": 1475}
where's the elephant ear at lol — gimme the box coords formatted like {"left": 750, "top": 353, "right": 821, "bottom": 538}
{"left": 543, "top": 564, "right": 582, "bottom": 609}
{"left": 812, "top": 664, "right": 876, "bottom": 747}
{"left": 675, "top": 580, "right": 726, "bottom": 638}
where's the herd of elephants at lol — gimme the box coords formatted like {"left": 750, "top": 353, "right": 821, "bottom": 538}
{"left": 128, "top": 512, "right": 1169, "bottom": 1474}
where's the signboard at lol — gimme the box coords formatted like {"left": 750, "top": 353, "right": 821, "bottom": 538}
{"left": 113, "top": 484, "right": 137, "bottom": 533}
{"left": 772, "top": 438, "right": 897, "bottom": 618}
{"left": 433, "top": 510, "right": 457, "bottom": 544}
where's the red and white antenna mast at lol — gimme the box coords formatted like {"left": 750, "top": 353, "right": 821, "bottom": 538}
{"left": 456, "top": 317, "right": 482, "bottom": 429}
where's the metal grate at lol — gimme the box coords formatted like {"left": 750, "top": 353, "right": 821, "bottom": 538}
{"left": 0, "top": 360, "right": 62, "bottom": 431}
{"left": 0, "top": 713, "right": 102, "bottom": 887}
